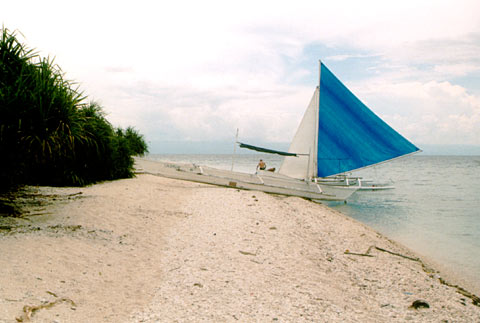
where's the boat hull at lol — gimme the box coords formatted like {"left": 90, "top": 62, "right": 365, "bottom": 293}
{"left": 135, "top": 158, "right": 357, "bottom": 201}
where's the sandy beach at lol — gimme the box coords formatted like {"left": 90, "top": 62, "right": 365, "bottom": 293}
{"left": 1, "top": 160, "right": 479, "bottom": 322}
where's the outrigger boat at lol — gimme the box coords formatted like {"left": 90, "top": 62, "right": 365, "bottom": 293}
{"left": 135, "top": 158, "right": 358, "bottom": 201}
{"left": 137, "top": 61, "right": 420, "bottom": 201}
{"left": 315, "top": 174, "right": 395, "bottom": 191}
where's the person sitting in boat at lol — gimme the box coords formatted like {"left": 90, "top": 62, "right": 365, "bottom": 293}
{"left": 257, "top": 159, "right": 266, "bottom": 171}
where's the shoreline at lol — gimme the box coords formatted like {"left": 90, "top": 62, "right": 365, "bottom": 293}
{"left": 323, "top": 204, "right": 480, "bottom": 299}
{"left": 323, "top": 206, "right": 480, "bottom": 299}
{"left": 0, "top": 170, "right": 479, "bottom": 321}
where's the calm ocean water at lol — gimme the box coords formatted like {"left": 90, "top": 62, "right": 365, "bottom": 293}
{"left": 146, "top": 154, "right": 480, "bottom": 289}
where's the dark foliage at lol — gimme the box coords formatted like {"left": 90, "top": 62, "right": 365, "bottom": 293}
{"left": 0, "top": 27, "right": 148, "bottom": 193}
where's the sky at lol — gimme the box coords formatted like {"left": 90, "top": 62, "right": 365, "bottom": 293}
{"left": 3, "top": 0, "right": 480, "bottom": 154}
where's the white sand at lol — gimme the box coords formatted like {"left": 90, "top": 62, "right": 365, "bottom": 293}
{"left": 1, "top": 167, "right": 479, "bottom": 322}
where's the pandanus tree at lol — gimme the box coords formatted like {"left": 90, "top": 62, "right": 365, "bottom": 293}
{"left": 0, "top": 27, "right": 148, "bottom": 192}
{"left": 0, "top": 27, "right": 39, "bottom": 189}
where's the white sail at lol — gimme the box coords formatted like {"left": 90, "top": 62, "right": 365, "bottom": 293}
{"left": 278, "top": 87, "right": 319, "bottom": 180}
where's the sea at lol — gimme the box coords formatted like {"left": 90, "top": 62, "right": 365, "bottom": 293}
{"left": 146, "top": 153, "right": 480, "bottom": 292}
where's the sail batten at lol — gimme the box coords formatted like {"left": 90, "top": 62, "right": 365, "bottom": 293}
{"left": 238, "top": 142, "right": 298, "bottom": 156}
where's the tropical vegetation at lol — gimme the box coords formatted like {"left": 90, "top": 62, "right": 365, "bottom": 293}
{"left": 0, "top": 27, "right": 148, "bottom": 194}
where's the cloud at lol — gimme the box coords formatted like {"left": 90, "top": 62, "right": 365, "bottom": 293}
{"left": 97, "top": 77, "right": 314, "bottom": 143}
{"left": 104, "top": 66, "right": 134, "bottom": 74}
{"left": 326, "top": 54, "right": 381, "bottom": 62}
{"left": 355, "top": 80, "right": 480, "bottom": 145}
{"left": 3, "top": 0, "right": 480, "bottom": 151}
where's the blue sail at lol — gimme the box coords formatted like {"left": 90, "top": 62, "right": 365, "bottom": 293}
{"left": 317, "top": 63, "right": 420, "bottom": 177}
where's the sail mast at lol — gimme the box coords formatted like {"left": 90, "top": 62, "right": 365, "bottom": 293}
{"left": 318, "top": 59, "right": 322, "bottom": 88}
{"left": 312, "top": 60, "right": 322, "bottom": 179}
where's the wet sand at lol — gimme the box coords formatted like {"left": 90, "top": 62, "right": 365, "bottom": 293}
{"left": 0, "top": 164, "right": 479, "bottom": 322}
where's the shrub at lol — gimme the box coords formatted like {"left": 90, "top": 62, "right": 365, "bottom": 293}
{"left": 0, "top": 27, "right": 148, "bottom": 192}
